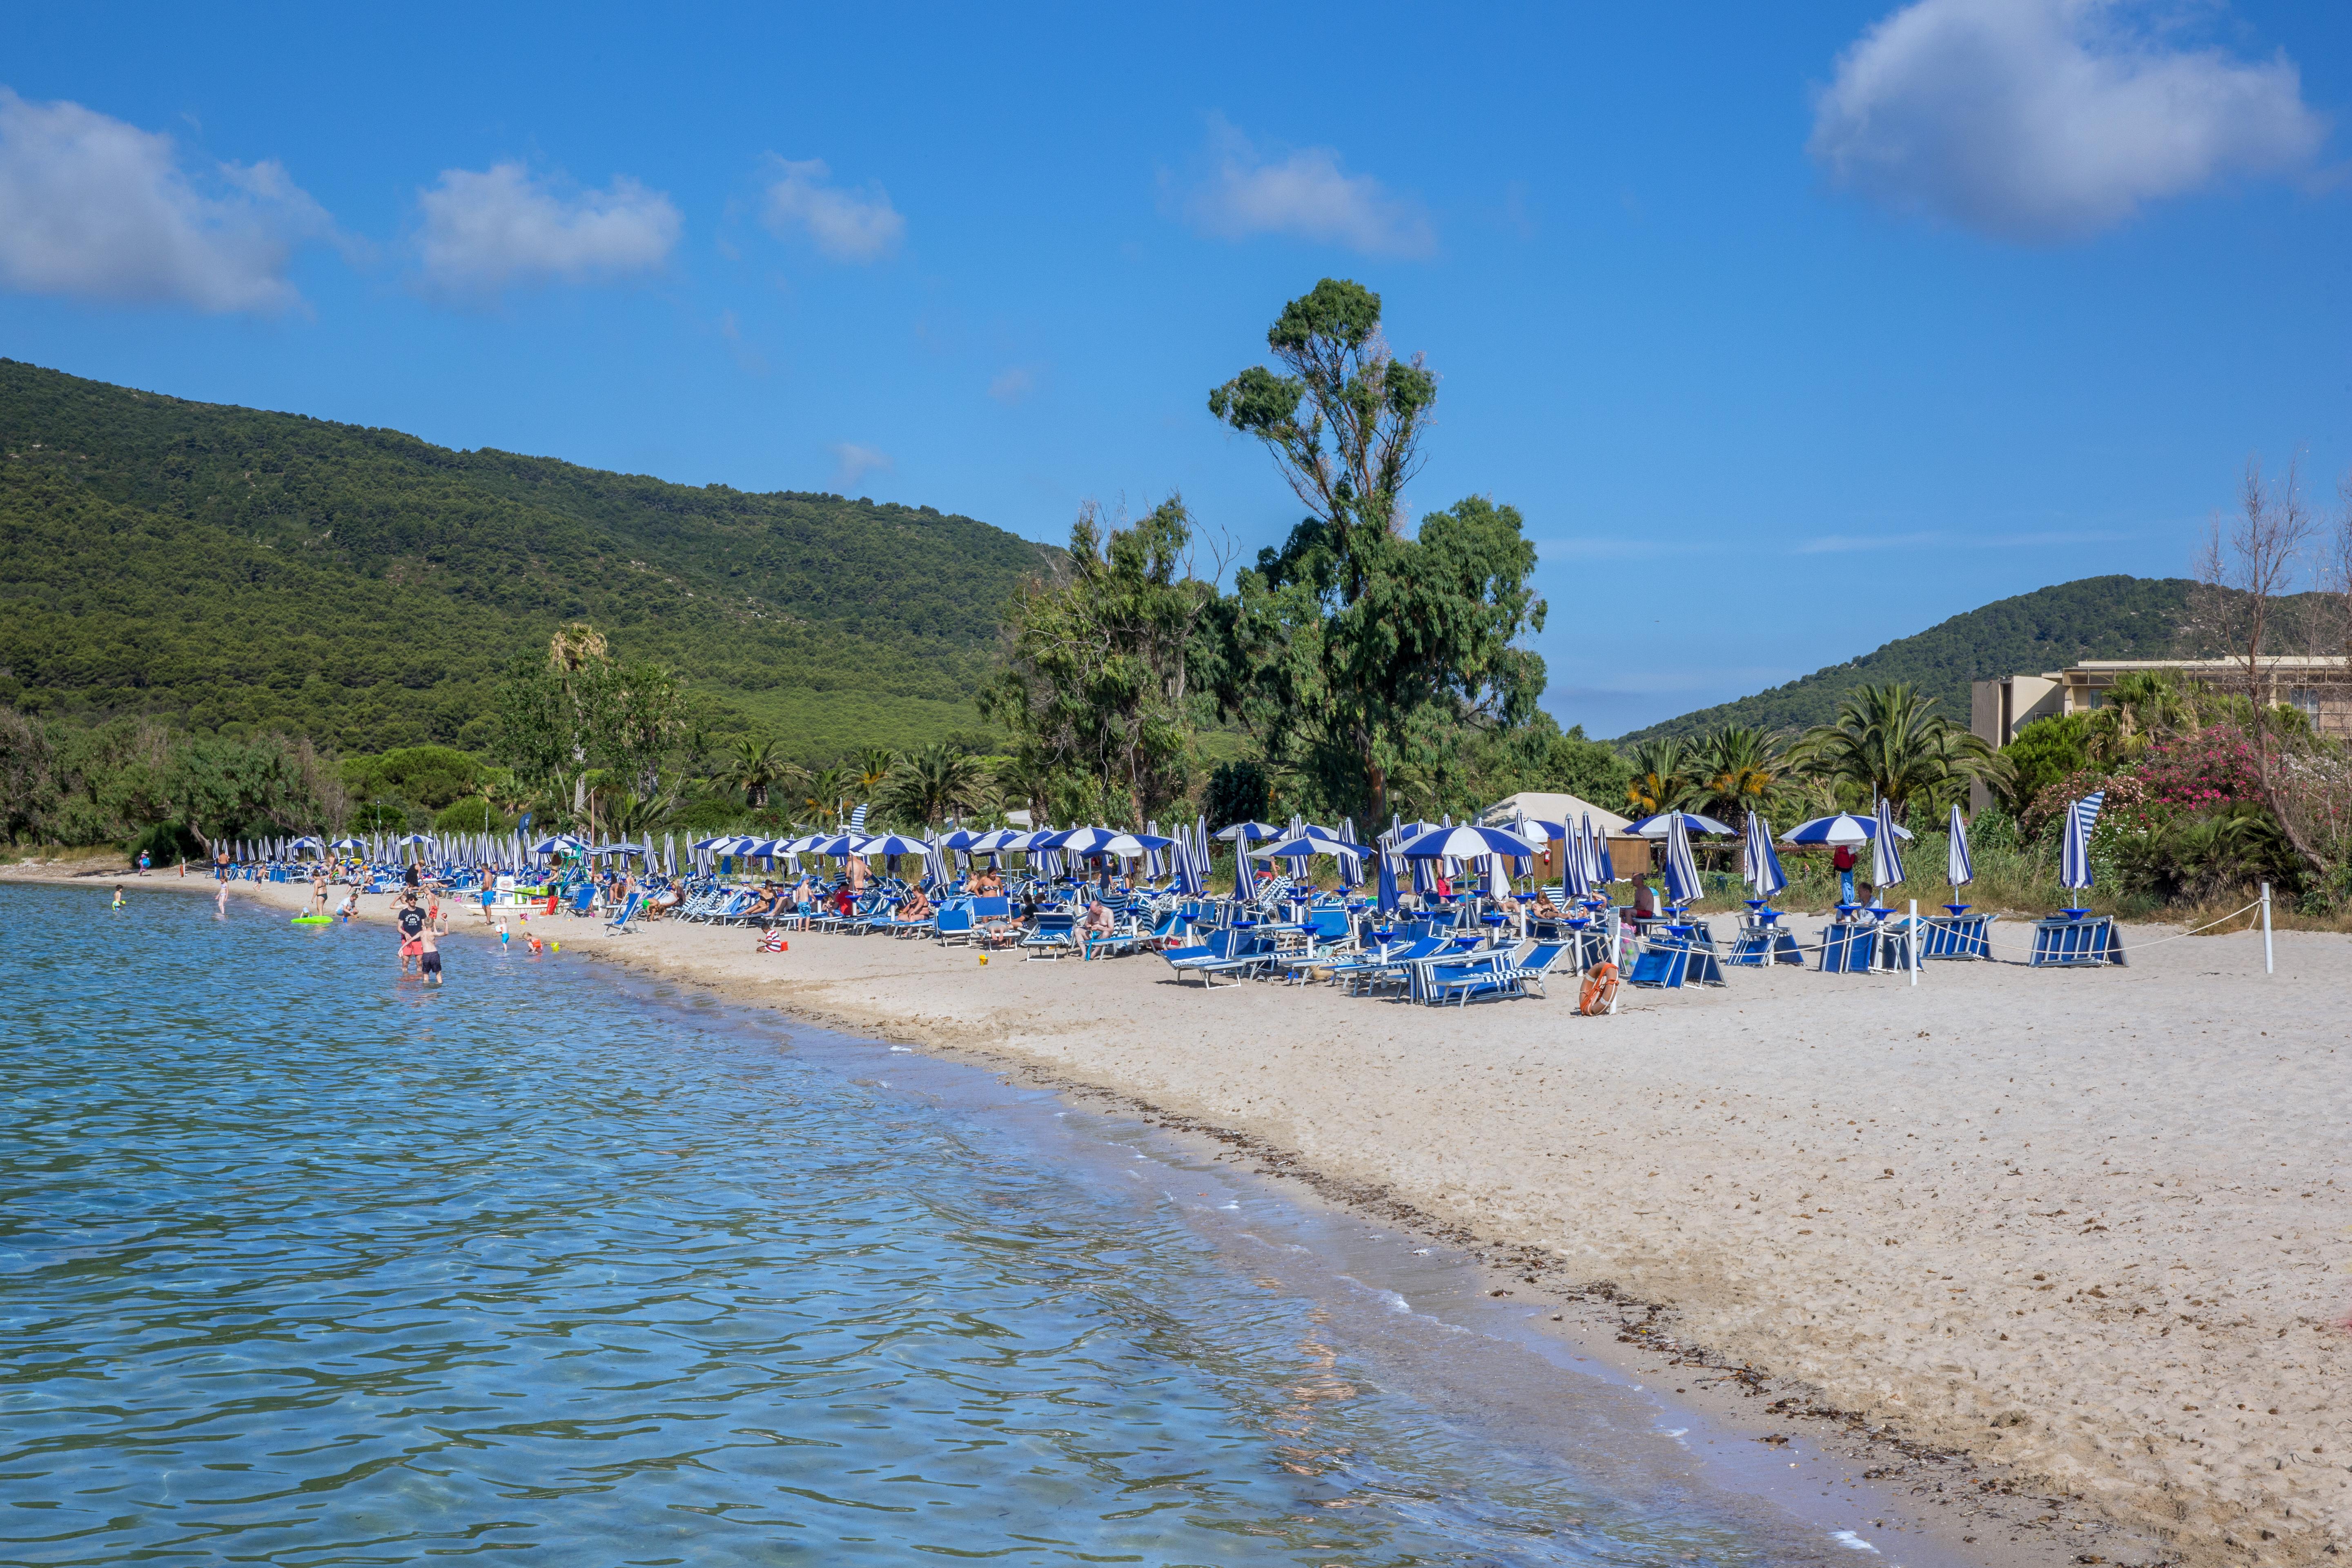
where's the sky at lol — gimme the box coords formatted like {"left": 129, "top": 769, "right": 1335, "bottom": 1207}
{"left": 4, "top": 0, "right": 2350, "bottom": 737}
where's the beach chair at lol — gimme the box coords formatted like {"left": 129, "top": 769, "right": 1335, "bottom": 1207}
{"left": 1159, "top": 926, "right": 1262, "bottom": 988}
{"left": 568, "top": 883, "right": 598, "bottom": 918}
{"left": 1022, "top": 911, "right": 1078, "bottom": 959}
{"left": 1499, "top": 941, "right": 1570, "bottom": 999}
{"left": 603, "top": 892, "right": 642, "bottom": 935}
{"left": 934, "top": 904, "right": 976, "bottom": 946}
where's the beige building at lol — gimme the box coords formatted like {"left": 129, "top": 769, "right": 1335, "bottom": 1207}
{"left": 1971, "top": 657, "right": 2352, "bottom": 748}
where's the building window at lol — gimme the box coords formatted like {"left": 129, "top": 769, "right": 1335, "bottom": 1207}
{"left": 2291, "top": 686, "right": 2322, "bottom": 719}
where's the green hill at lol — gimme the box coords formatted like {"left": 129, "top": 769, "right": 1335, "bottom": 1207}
{"left": 0, "top": 361, "right": 1062, "bottom": 758}
{"left": 1615, "top": 575, "right": 2200, "bottom": 744}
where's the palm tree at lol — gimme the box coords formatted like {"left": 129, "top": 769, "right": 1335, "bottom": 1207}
{"left": 2087, "top": 670, "right": 2194, "bottom": 763}
{"left": 1791, "top": 683, "right": 2012, "bottom": 820}
{"left": 852, "top": 745, "right": 898, "bottom": 802}
{"left": 1625, "top": 738, "right": 1690, "bottom": 816}
{"left": 796, "top": 764, "right": 850, "bottom": 827}
{"left": 878, "top": 743, "right": 991, "bottom": 828}
{"left": 1686, "top": 726, "right": 1782, "bottom": 826}
{"left": 729, "top": 736, "right": 785, "bottom": 808}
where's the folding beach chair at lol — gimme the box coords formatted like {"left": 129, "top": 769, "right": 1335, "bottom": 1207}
{"left": 603, "top": 892, "right": 642, "bottom": 934}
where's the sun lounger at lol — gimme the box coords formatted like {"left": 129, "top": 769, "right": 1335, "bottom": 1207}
{"left": 1159, "top": 927, "right": 1264, "bottom": 988}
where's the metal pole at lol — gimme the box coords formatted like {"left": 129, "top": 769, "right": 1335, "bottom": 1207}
{"left": 2261, "top": 881, "right": 2274, "bottom": 976}
{"left": 1909, "top": 898, "right": 1918, "bottom": 987}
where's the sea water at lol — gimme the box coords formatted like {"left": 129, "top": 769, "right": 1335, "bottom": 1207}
{"left": 2, "top": 884, "right": 1811, "bottom": 1566}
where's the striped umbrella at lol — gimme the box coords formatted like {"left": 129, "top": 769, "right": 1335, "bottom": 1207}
{"left": 2060, "top": 791, "right": 2105, "bottom": 893}
{"left": 1375, "top": 824, "right": 1402, "bottom": 915}
{"left": 1946, "top": 802, "right": 1973, "bottom": 891}
{"left": 1560, "top": 817, "right": 1592, "bottom": 900}
{"left": 849, "top": 803, "right": 869, "bottom": 832}
{"left": 1593, "top": 817, "right": 1617, "bottom": 885}
{"left": 1742, "top": 811, "right": 1786, "bottom": 900}
{"left": 1338, "top": 817, "right": 1363, "bottom": 890}
{"left": 1871, "top": 799, "right": 1906, "bottom": 891}
{"left": 1661, "top": 810, "right": 1702, "bottom": 905}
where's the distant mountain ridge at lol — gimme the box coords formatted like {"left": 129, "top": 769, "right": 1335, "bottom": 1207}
{"left": 0, "top": 361, "right": 1063, "bottom": 756}
{"left": 1614, "top": 575, "right": 2199, "bottom": 744}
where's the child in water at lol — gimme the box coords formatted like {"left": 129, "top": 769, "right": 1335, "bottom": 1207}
{"left": 111, "top": 885, "right": 126, "bottom": 909}
{"left": 418, "top": 922, "right": 444, "bottom": 986}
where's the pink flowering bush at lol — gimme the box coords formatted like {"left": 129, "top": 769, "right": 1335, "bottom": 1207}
{"left": 2125, "top": 726, "right": 2266, "bottom": 826}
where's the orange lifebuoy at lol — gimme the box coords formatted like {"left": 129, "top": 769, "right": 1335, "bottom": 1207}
{"left": 1578, "top": 962, "right": 1619, "bottom": 1016}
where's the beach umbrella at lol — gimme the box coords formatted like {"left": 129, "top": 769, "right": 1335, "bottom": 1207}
{"left": 1628, "top": 811, "right": 1739, "bottom": 839}
{"left": 1230, "top": 829, "right": 1254, "bottom": 902}
{"left": 1336, "top": 817, "right": 1363, "bottom": 889}
{"left": 1396, "top": 823, "right": 1539, "bottom": 860}
{"left": 2060, "top": 790, "right": 2106, "bottom": 894}
{"left": 1742, "top": 812, "right": 1786, "bottom": 901}
{"left": 1871, "top": 799, "right": 1906, "bottom": 892}
{"left": 1595, "top": 818, "right": 1617, "bottom": 884}
{"left": 1172, "top": 831, "right": 1204, "bottom": 897}
{"left": 1214, "top": 820, "right": 1284, "bottom": 843}
{"left": 329, "top": 835, "right": 364, "bottom": 849}
{"left": 1946, "top": 802, "right": 1974, "bottom": 893}
{"left": 854, "top": 833, "right": 931, "bottom": 858}
{"left": 1661, "top": 811, "right": 1703, "bottom": 906}
{"left": 1781, "top": 813, "right": 1913, "bottom": 845}
{"left": 1259, "top": 831, "right": 1368, "bottom": 860}
{"left": 1375, "top": 830, "right": 1401, "bottom": 915}
{"left": 924, "top": 831, "right": 949, "bottom": 887}
{"left": 1559, "top": 817, "right": 1591, "bottom": 900}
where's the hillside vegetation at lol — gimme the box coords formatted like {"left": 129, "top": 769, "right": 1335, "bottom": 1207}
{"left": 0, "top": 360, "right": 1060, "bottom": 757}
{"left": 1617, "top": 576, "right": 2202, "bottom": 743}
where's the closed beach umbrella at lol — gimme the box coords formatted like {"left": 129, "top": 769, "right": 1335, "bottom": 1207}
{"left": 1871, "top": 799, "right": 1906, "bottom": 891}
{"left": 1593, "top": 817, "right": 1617, "bottom": 885}
{"left": 1560, "top": 819, "right": 1591, "bottom": 900}
{"left": 1742, "top": 811, "right": 1786, "bottom": 900}
{"left": 1946, "top": 802, "right": 1973, "bottom": 891}
{"left": 1661, "top": 811, "right": 1702, "bottom": 905}
{"left": 2060, "top": 790, "right": 2105, "bottom": 893}
{"left": 1230, "top": 833, "right": 1252, "bottom": 902}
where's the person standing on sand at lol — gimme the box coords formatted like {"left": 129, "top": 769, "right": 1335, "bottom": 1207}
{"left": 138, "top": 851, "right": 150, "bottom": 877}
{"left": 1833, "top": 842, "right": 1858, "bottom": 905}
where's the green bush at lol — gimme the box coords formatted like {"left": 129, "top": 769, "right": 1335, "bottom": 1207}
{"left": 431, "top": 796, "right": 508, "bottom": 835}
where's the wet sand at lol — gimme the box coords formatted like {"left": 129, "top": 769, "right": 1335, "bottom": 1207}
{"left": 31, "top": 864, "right": 2349, "bottom": 1566}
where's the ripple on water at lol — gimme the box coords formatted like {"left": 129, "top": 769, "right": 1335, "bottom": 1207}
{"left": 0, "top": 885, "right": 1775, "bottom": 1565}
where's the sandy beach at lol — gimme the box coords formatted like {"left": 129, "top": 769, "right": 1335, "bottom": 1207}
{"left": 32, "top": 865, "right": 2348, "bottom": 1566}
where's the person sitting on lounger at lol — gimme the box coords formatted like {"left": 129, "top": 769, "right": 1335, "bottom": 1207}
{"left": 897, "top": 886, "right": 932, "bottom": 921}
{"left": 1631, "top": 876, "right": 1659, "bottom": 920}
{"left": 1076, "top": 898, "right": 1116, "bottom": 944}
{"left": 1528, "top": 889, "right": 1561, "bottom": 918}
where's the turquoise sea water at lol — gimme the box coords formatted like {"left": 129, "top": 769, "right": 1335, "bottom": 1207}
{"left": 2, "top": 884, "right": 1811, "bottom": 1566}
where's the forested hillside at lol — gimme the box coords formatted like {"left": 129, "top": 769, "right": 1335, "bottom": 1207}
{"left": 0, "top": 361, "right": 1061, "bottom": 757}
{"left": 1617, "top": 576, "right": 2203, "bottom": 743}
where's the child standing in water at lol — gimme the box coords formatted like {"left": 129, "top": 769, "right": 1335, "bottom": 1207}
{"left": 112, "top": 885, "right": 126, "bottom": 909}
{"left": 418, "top": 922, "right": 444, "bottom": 986}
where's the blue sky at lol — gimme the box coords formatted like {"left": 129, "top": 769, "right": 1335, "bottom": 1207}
{"left": 5, "top": 1, "right": 2348, "bottom": 736}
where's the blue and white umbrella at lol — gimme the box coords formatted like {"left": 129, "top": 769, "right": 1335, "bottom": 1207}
{"left": 1214, "top": 820, "right": 1284, "bottom": 843}
{"left": 1397, "top": 823, "right": 1540, "bottom": 860}
{"left": 531, "top": 835, "right": 584, "bottom": 856}
{"left": 1560, "top": 818, "right": 1592, "bottom": 899}
{"left": 1628, "top": 811, "right": 1738, "bottom": 839}
{"left": 1946, "top": 802, "right": 1973, "bottom": 890}
{"left": 2060, "top": 790, "right": 2105, "bottom": 893}
{"left": 856, "top": 833, "right": 931, "bottom": 859}
{"left": 329, "top": 835, "right": 365, "bottom": 849}
{"left": 1661, "top": 811, "right": 1702, "bottom": 905}
{"left": 1871, "top": 799, "right": 1906, "bottom": 890}
{"left": 1230, "top": 832, "right": 1253, "bottom": 902}
{"left": 1375, "top": 824, "right": 1403, "bottom": 915}
{"left": 1742, "top": 812, "right": 1786, "bottom": 900}
{"left": 1172, "top": 832, "right": 1204, "bottom": 896}
{"left": 1337, "top": 817, "right": 1364, "bottom": 889}
{"left": 1781, "top": 813, "right": 1914, "bottom": 845}
{"left": 1592, "top": 817, "right": 1617, "bottom": 885}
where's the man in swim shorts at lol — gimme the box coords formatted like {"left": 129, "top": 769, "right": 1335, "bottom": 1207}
{"left": 395, "top": 893, "right": 428, "bottom": 977}
{"left": 418, "top": 922, "right": 443, "bottom": 985}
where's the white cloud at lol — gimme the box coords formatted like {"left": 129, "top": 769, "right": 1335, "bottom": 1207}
{"left": 988, "top": 365, "right": 1037, "bottom": 404}
{"left": 1793, "top": 527, "right": 2129, "bottom": 554}
{"left": 1811, "top": 0, "right": 2325, "bottom": 241}
{"left": 415, "top": 161, "right": 679, "bottom": 295}
{"left": 831, "top": 442, "right": 891, "bottom": 492}
{"left": 760, "top": 157, "right": 904, "bottom": 262}
{"left": 1178, "top": 115, "right": 1435, "bottom": 257}
{"left": 0, "top": 88, "right": 332, "bottom": 313}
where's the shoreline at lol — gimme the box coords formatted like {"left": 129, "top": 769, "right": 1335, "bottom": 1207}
{"left": 20, "top": 862, "right": 2349, "bottom": 1566}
